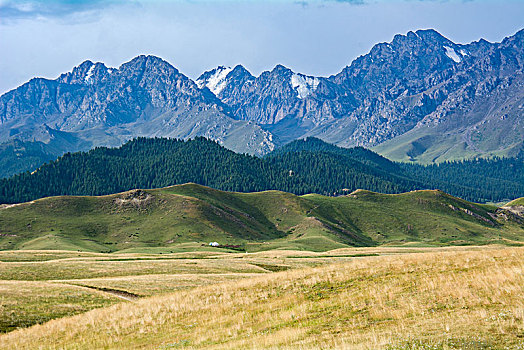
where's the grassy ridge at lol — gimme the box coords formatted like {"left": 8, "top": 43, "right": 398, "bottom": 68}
{"left": 373, "top": 126, "right": 524, "bottom": 164}
{"left": 507, "top": 198, "right": 524, "bottom": 207}
{"left": 2, "top": 247, "right": 522, "bottom": 349}
{"left": 0, "top": 184, "right": 523, "bottom": 252}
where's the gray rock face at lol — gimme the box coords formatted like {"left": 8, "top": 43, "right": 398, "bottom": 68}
{"left": 196, "top": 64, "right": 355, "bottom": 144}
{"left": 0, "top": 28, "right": 523, "bottom": 177}
{"left": 0, "top": 55, "right": 274, "bottom": 162}
{"left": 197, "top": 29, "right": 523, "bottom": 161}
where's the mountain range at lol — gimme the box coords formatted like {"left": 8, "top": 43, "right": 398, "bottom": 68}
{"left": 1, "top": 28, "right": 523, "bottom": 178}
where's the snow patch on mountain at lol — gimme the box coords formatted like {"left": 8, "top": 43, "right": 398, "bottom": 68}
{"left": 290, "top": 73, "right": 319, "bottom": 99}
{"left": 85, "top": 65, "right": 96, "bottom": 84}
{"left": 197, "top": 66, "right": 233, "bottom": 95}
{"left": 443, "top": 46, "right": 461, "bottom": 63}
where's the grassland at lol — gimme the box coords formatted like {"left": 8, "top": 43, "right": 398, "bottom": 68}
{"left": 0, "top": 247, "right": 360, "bottom": 333}
{"left": 1, "top": 246, "right": 522, "bottom": 349}
{"left": 0, "top": 246, "right": 504, "bottom": 334}
{"left": 372, "top": 126, "right": 522, "bottom": 164}
{"left": 1, "top": 184, "right": 523, "bottom": 253}
{"left": 1, "top": 185, "right": 523, "bottom": 347}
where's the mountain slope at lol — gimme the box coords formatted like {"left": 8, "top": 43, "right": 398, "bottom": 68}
{"left": 324, "top": 29, "right": 523, "bottom": 162}
{"left": 201, "top": 29, "right": 524, "bottom": 162}
{"left": 0, "top": 56, "right": 275, "bottom": 176}
{"left": 0, "top": 183, "right": 522, "bottom": 253}
{"left": 351, "top": 29, "right": 524, "bottom": 162}
{"left": 1, "top": 28, "right": 522, "bottom": 177}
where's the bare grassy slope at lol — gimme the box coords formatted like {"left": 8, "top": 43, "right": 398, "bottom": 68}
{"left": 2, "top": 247, "right": 523, "bottom": 349}
{"left": 507, "top": 197, "right": 524, "bottom": 207}
{"left": 1, "top": 184, "right": 523, "bottom": 252}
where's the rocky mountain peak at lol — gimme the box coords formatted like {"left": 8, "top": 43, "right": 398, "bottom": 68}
{"left": 501, "top": 28, "right": 524, "bottom": 54}
{"left": 388, "top": 29, "right": 450, "bottom": 48}
{"left": 413, "top": 29, "right": 447, "bottom": 41}
{"left": 336, "top": 28, "right": 468, "bottom": 90}
{"left": 231, "top": 64, "right": 253, "bottom": 77}
{"left": 270, "top": 64, "right": 293, "bottom": 75}
{"left": 390, "top": 29, "right": 464, "bottom": 59}
{"left": 118, "top": 55, "right": 180, "bottom": 81}
{"left": 511, "top": 28, "right": 524, "bottom": 40}
{"left": 266, "top": 65, "right": 321, "bottom": 99}
{"left": 57, "top": 60, "right": 112, "bottom": 85}
{"left": 196, "top": 64, "right": 255, "bottom": 97}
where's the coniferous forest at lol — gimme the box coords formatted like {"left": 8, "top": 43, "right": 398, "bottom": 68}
{"left": 0, "top": 137, "right": 522, "bottom": 204}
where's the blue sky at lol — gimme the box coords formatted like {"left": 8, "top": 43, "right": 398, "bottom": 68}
{"left": 1, "top": 0, "right": 523, "bottom": 95}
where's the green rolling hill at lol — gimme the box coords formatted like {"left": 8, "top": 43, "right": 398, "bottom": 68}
{"left": 1, "top": 184, "right": 522, "bottom": 253}
{"left": 506, "top": 198, "right": 524, "bottom": 207}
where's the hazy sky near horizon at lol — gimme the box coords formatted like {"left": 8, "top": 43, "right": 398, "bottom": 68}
{"left": 1, "top": 0, "right": 523, "bottom": 95}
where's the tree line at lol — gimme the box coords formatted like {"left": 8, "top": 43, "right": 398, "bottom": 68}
{"left": 0, "top": 137, "right": 522, "bottom": 204}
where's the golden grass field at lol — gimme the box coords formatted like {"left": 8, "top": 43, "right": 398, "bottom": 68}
{"left": 0, "top": 246, "right": 523, "bottom": 349}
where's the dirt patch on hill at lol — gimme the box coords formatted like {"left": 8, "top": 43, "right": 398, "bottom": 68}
{"left": 496, "top": 206, "right": 524, "bottom": 224}
{"left": 0, "top": 201, "right": 35, "bottom": 210}
{"left": 114, "top": 190, "right": 153, "bottom": 209}
{"left": 501, "top": 205, "right": 524, "bottom": 217}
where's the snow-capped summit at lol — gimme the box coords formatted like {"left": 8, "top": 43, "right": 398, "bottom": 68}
{"left": 290, "top": 73, "right": 319, "bottom": 99}
{"left": 196, "top": 66, "right": 233, "bottom": 95}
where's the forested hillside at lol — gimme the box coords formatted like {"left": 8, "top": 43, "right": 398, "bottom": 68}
{"left": 400, "top": 158, "right": 524, "bottom": 203}
{"left": 0, "top": 137, "right": 522, "bottom": 204}
{"left": 276, "top": 138, "right": 524, "bottom": 202}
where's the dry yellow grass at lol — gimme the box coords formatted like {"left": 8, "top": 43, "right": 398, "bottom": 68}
{"left": 1, "top": 247, "right": 523, "bottom": 349}
{"left": 0, "top": 280, "right": 117, "bottom": 333}
{"left": 59, "top": 273, "right": 263, "bottom": 297}
{"left": 0, "top": 257, "right": 268, "bottom": 281}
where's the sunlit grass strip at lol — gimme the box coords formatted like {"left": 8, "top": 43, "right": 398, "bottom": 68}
{"left": 1, "top": 247, "right": 523, "bottom": 349}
